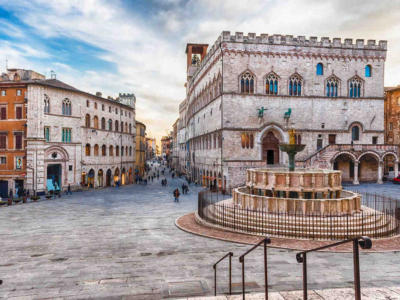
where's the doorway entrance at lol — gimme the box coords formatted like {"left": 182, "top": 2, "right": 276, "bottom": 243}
{"left": 106, "top": 169, "right": 112, "bottom": 186}
{"left": 0, "top": 180, "right": 8, "bottom": 198}
{"left": 262, "top": 131, "right": 280, "bottom": 165}
{"left": 98, "top": 169, "right": 104, "bottom": 187}
{"left": 47, "top": 164, "right": 61, "bottom": 191}
{"left": 15, "top": 179, "right": 24, "bottom": 197}
{"left": 88, "top": 169, "right": 95, "bottom": 188}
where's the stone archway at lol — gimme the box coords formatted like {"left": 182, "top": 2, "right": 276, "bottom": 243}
{"left": 382, "top": 152, "right": 399, "bottom": 179}
{"left": 106, "top": 169, "right": 112, "bottom": 186}
{"left": 358, "top": 152, "right": 380, "bottom": 183}
{"left": 332, "top": 152, "right": 357, "bottom": 183}
{"left": 114, "top": 168, "right": 120, "bottom": 184}
{"left": 88, "top": 169, "right": 95, "bottom": 188}
{"left": 98, "top": 169, "right": 104, "bottom": 187}
{"left": 262, "top": 132, "right": 280, "bottom": 165}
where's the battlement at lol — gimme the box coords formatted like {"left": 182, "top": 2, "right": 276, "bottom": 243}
{"left": 220, "top": 31, "right": 387, "bottom": 50}
{"left": 119, "top": 93, "right": 135, "bottom": 98}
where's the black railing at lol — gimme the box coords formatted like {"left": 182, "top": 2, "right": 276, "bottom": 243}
{"left": 198, "top": 191, "right": 399, "bottom": 240}
{"left": 296, "top": 236, "right": 372, "bottom": 300}
{"left": 213, "top": 252, "right": 233, "bottom": 296}
{"left": 239, "top": 237, "right": 271, "bottom": 300}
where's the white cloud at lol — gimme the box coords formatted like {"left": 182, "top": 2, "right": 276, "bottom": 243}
{"left": 1, "top": 0, "right": 400, "bottom": 142}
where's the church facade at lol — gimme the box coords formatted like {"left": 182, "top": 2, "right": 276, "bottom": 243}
{"left": 181, "top": 31, "right": 398, "bottom": 189}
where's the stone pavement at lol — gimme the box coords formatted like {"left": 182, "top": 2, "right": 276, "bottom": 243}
{"left": 0, "top": 168, "right": 399, "bottom": 299}
{"left": 186, "top": 286, "right": 400, "bottom": 299}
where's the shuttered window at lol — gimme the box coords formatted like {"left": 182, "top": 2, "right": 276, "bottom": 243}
{"left": 0, "top": 135, "right": 6, "bottom": 148}
{"left": 0, "top": 106, "right": 6, "bottom": 120}
{"left": 16, "top": 106, "right": 22, "bottom": 119}
{"left": 15, "top": 134, "right": 22, "bottom": 149}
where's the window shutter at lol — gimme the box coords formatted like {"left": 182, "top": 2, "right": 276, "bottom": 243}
{"left": 16, "top": 106, "right": 22, "bottom": 119}
{"left": 15, "top": 135, "right": 22, "bottom": 149}
{"left": 0, "top": 107, "right": 6, "bottom": 120}
{"left": 0, "top": 135, "right": 6, "bottom": 148}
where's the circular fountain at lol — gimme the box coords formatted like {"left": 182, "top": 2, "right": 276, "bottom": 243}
{"left": 197, "top": 129, "right": 398, "bottom": 240}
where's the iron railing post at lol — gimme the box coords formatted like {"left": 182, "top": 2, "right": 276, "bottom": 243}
{"left": 353, "top": 239, "right": 361, "bottom": 300}
{"left": 229, "top": 252, "right": 232, "bottom": 295}
{"left": 214, "top": 264, "right": 217, "bottom": 296}
{"left": 303, "top": 253, "right": 307, "bottom": 300}
{"left": 264, "top": 239, "right": 268, "bottom": 300}
{"left": 241, "top": 257, "right": 245, "bottom": 299}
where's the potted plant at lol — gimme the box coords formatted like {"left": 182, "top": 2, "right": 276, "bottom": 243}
{"left": 31, "top": 195, "right": 40, "bottom": 202}
{"left": 13, "top": 197, "right": 22, "bottom": 204}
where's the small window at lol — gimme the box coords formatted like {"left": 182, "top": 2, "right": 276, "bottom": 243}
{"left": 321, "top": 123, "right": 325, "bottom": 129}
{"left": 62, "top": 128, "right": 72, "bottom": 143}
{"left": 86, "top": 100, "right": 90, "bottom": 107}
{"left": 365, "top": 65, "right": 372, "bottom": 77}
{"left": 316, "top": 63, "right": 323, "bottom": 75}
{"left": 85, "top": 144, "right": 91, "bottom": 156}
{"left": 109, "top": 106, "right": 111, "bottom": 113}
{"left": 0, "top": 134, "right": 6, "bottom": 149}
{"left": 15, "top": 134, "right": 22, "bottom": 149}
{"left": 44, "top": 127, "right": 50, "bottom": 142}
{"left": 389, "top": 122, "right": 393, "bottom": 131}
{"left": 1, "top": 90, "right": 6, "bottom": 96}
{"left": 0, "top": 157, "right": 6, "bottom": 164}
{"left": 372, "top": 136, "right": 378, "bottom": 144}
{"left": 16, "top": 89, "right": 21, "bottom": 96}
{"left": 102, "top": 104, "right": 105, "bottom": 111}
{"left": 240, "top": 72, "right": 255, "bottom": 94}
{"left": 352, "top": 126, "right": 360, "bottom": 141}
{"left": 94, "top": 102, "right": 97, "bottom": 109}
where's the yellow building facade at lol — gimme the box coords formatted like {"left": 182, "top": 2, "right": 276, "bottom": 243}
{"left": 135, "top": 121, "right": 146, "bottom": 177}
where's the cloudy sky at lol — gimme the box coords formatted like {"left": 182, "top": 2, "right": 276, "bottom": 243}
{"left": 1, "top": 0, "right": 399, "bottom": 143}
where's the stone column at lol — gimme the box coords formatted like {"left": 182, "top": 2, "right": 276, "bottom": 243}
{"left": 395, "top": 161, "right": 399, "bottom": 177}
{"left": 353, "top": 161, "right": 359, "bottom": 185}
{"left": 377, "top": 160, "right": 383, "bottom": 184}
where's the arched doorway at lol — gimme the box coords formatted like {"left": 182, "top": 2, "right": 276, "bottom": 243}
{"left": 88, "top": 169, "right": 95, "bottom": 188}
{"left": 114, "top": 168, "right": 120, "bottom": 185}
{"left": 106, "top": 169, "right": 112, "bottom": 186}
{"left": 383, "top": 153, "right": 398, "bottom": 179}
{"left": 359, "top": 153, "right": 379, "bottom": 183}
{"left": 121, "top": 168, "right": 126, "bottom": 185}
{"left": 47, "top": 164, "right": 62, "bottom": 191}
{"left": 128, "top": 168, "right": 133, "bottom": 184}
{"left": 332, "top": 153, "right": 356, "bottom": 182}
{"left": 98, "top": 169, "right": 104, "bottom": 187}
{"left": 262, "top": 131, "right": 280, "bottom": 165}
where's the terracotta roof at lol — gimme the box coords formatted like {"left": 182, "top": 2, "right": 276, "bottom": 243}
{"left": 39, "top": 79, "right": 80, "bottom": 92}
{"left": 385, "top": 86, "right": 400, "bottom": 92}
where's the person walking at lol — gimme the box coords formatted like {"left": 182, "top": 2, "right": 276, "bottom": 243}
{"left": 67, "top": 184, "right": 72, "bottom": 195}
{"left": 173, "top": 188, "right": 180, "bottom": 203}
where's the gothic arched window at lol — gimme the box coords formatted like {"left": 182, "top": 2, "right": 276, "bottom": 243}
{"left": 85, "top": 144, "right": 91, "bottom": 156}
{"left": 316, "top": 63, "right": 323, "bottom": 75}
{"left": 265, "top": 73, "right": 278, "bottom": 95}
{"left": 289, "top": 74, "right": 302, "bottom": 96}
{"left": 94, "top": 144, "right": 99, "bottom": 156}
{"left": 115, "top": 120, "right": 119, "bottom": 132}
{"left": 109, "top": 145, "right": 114, "bottom": 156}
{"left": 102, "top": 145, "right": 106, "bottom": 156}
{"left": 62, "top": 98, "right": 71, "bottom": 116}
{"left": 240, "top": 72, "right": 255, "bottom": 94}
{"left": 101, "top": 117, "right": 106, "bottom": 130}
{"left": 108, "top": 119, "right": 112, "bottom": 131}
{"left": 44, "top": 94, "right": 50, "bottom": 113}
{"left": 349, "top": 77, "right": 362, "bottom": 98}
{"left": 365, "top": 65, "right": 372, "bottom": 77}
{"left": 326, "top": 76, "right": 339, "bottom": 97}
{"left": 93, "top": 116, "right": 99, "bottom": 129}
{"left": 85, "top": 114, "right": 90, "bottom": 127}
{"left": 116, "top": 146, "right": 120, "bottom": 156}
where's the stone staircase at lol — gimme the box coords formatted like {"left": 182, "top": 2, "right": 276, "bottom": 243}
{"left": 199, "top": 201, "right": 397, "bottom": 240}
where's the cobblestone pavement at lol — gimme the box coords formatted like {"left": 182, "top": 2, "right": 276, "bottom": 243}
{"left": 0, "top": 168, "right": 399, "bottom": 299}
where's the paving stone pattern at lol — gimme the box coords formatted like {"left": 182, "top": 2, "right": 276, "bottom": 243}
{"left": 0, "top": 167, "right": 399, "bottom": 299}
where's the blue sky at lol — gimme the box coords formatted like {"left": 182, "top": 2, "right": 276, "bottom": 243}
{"left": 0, "top": 0, "right": 400, "bottom": 142}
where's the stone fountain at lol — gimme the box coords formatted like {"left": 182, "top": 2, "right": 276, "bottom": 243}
{"left": 279, "top": 129, "right": 305, "bottom": 171}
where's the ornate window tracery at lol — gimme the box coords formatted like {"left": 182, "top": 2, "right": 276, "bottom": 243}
{"left": 289, "top": 74, "right": 302, "bottom": 96}
{"left": 349, "top": 77, "right": 362, "bottom": 98}
{"left": 326, "top": 76, "right": 339, "bottom": 97}
{"left": 265, "top": 73, "right": 278, "bottom": 95}
{"left": 240, "top": 72, "right": 255, "bottom": 94}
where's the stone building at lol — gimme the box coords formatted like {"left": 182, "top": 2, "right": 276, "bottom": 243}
{"left": 21, "top": 71, "right": 136, "bottom": 194}
{"left": 171, "top": 119, "right": 179, "bottom": 170}
{"left": 181, "top": 31, "right": 398, "bottom": 189}
{"left": 177, "top": 100, "right": 187, "bottom": 174}
{"left": 135, "top": 121, "right": 146, "bottom": 176}
{"left": 0, "top": 69, "right": 44, "bottom": 197}
{"left": 161, "top": 135, "right": 172, "bottom": 162}
{"left": 384, "top": 86, "right": 400, "bottom": 176}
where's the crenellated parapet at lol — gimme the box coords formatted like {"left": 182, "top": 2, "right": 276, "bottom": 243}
{"left": 220, "top": 31, "right": 387, "bottom": 50}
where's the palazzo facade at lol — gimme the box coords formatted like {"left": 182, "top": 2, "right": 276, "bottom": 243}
{"left": 179, "top": 32, "right": 398, "bottom": 189}
{"left": 20, "top": 71, "right": 136, "bottom": 194}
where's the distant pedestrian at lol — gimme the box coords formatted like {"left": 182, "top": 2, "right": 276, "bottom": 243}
{"left": 67, "top": 184, "right": 72, "bottom": 195}
{"left": 173, "top": 188, "right": 180, "bottom": 202}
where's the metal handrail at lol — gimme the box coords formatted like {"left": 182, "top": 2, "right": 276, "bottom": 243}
{"left": 213, "top": 252, "right": 233, "bottom": 296}
{"left": 296, "top": 236, "right": 372, "bottom": 300}
{"left": 239, "top": 237, "right": 271, "bottom": 300}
